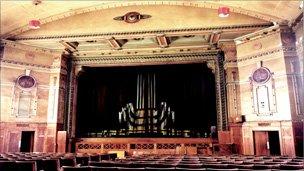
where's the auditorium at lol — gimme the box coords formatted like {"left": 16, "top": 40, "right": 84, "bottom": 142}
{"left": 0, "top": 1, "right": 303, "bottom": 170}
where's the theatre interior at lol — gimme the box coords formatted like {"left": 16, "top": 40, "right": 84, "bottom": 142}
{"left": 0, "top": 0, "right": 303, "bottom": 170}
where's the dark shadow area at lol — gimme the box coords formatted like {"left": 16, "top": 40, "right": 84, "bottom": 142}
{"left": 76, "top": 63, "right": 216, "bottom": 137}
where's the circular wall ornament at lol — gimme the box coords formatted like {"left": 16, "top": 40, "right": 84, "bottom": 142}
{"left": 253, "top": 42, "right": 262, "bottom": 50}
{"left": 282, "top": 36, "right": 292, "bottom": 45}
{"left": 113, "top": 12, "right": 151, "bottom": 23}
{"left": 252, "top": 67, "right": 271, "bottom": 84}
{"left": 124, "top": 12, "right": 141, "bottom": 23}
{"left": 17, "top": 75, "right": 36, "bottom": 90}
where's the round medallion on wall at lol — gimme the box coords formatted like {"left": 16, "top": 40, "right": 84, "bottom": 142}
{"left": 282, "top": 36, "right": 292, "bottom": 45}
{"left": 252, "top": 67, "right": 271, "bottom": 84}
{"left": 113, "top": 12, "right": 151, "bottom": 23}
{"left": 17, "top": 75, "right": 36, "bottom": 90}
{"left": 124, "top": 12, "right": 141, "bottom": 23}
{"left": 253, "top": 42, "right": 262, "bottom": 50}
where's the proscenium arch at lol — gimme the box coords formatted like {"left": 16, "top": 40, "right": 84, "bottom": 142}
{"left": 5, "top": 1, "right": 282, "bottom": 38}
{"left": 66, "top": 52, "right": 227, "bottom": 139}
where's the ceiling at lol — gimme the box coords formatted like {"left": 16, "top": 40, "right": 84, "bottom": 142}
{"left": 1, "top": 1, "right": 303, "bottom": 57}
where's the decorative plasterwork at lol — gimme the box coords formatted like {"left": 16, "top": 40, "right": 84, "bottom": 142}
{"left": 72, "top": 52, "right": 218, "bottom": 66}
{"left": 7, "top": 23, "right": 272, "bottom": 58}
{"left": 234, "top": 25, "right": 279, "bottom": 45}
{"left": 225, "top": 46, "right": 297, "bottom": 65}
{"left": 113, "top": 12, "right": 151, "bottom": 23}
{"left": 13, "top": 23, "right": 273, "bottom": 41}
{"left": 1, "top": 39, "right": 62, "bottom": 55}
{"left": 2, "top": 1, "right": 285, "bottom": 38}
{"left": 1, "top": 59, "right": 52, "bottom": 69}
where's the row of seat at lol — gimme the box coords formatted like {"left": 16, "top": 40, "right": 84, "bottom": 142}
{"left": 0, "top": 153, "right": 303, "bottom": 171}
{"left": 0, "top": 152, "right": 117, "bottom": 171}
{"left": 86, "top": 154, "right": 303, "bottom": 171}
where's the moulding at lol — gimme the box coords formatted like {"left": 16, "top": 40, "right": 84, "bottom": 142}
{"left": 1, "top": 39, "right": 62, "bottom": 55}
{"left": 234, "top": 25, "right": 279, "bottom": 45}
{"left": 13, "top": 23, "right": 273, "bottom": 41}
{"left": 72, "top": 52, "right": 218, "bottom": 66}
{"left": 225, "top": 46, "right": 297, "bottom": 64}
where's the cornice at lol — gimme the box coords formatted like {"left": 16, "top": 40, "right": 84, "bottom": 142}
{"left": 0, "top": 59, "right": 64, "bottom": 74}
{"left": 72, "top": 52, "right": 218, "bottom": 66}
{"left": 226, "top": 46, "right": 298, "bottom": 65}
{"left": 1, "top": 59, "right": 52, "bottom": 69}
{"left": 234, "top": 25, "right": 279, "bottom": 45}
{"left": 1, "top": 39, "right": 63, "bottom": 55}
{"left": 226, "top": 47, "right": 282, "bottom": 64}
{"left": 12, "top": 23, "right": 273, "bottom": 41}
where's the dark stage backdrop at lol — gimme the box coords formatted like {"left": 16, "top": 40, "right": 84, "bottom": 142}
{"left": 76, "top": 64, "right": 216, "bottom": 137}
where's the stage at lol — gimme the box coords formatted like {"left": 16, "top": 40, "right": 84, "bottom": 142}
{"left": 75, "top": 137, "right": 216, "bottom": 155}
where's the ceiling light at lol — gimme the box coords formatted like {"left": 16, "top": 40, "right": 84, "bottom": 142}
{"left": 218, "top": 6, "right": 230, "bottom": 17}
{"left": 28, "top": 19, "right": 41, "bottom": 29}
{"left": 300, "top": 1, "right": 303, "bottom": 9}
{"left": 28, "top": 0, "right": 41, "bottom": 29}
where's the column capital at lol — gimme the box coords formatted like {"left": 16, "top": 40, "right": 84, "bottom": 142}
{"left": 206, "top": 61, "right": 216, "bottom": 73}
{"left": 74, "top": 65, "right": 83, "bottom": 76}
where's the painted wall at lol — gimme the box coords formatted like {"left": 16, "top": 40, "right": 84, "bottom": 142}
{"left": 0, "top": 42, "right": 65, "bottom": 152}
{"left": 234, "top": 27, "right": 302, "bottom": 156}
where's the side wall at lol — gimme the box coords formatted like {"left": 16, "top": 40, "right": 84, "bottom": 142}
{"left": 233, "top": 26, "right": 303, "bottom": 156}
{"left": 0, "top": 42, "right": 66, "bottom": 152}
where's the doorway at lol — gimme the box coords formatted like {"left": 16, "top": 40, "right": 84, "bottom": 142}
{"left": 20, "top": 131, "right": 35, "bottom": 152}
{"left": 253, "top": 131, "right": 281, "bottom": 156}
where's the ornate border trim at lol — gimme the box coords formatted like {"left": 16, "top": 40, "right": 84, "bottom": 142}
{"left": 13, "top": 23, "right": 273, "bottom": 41}
{"left": 72, "top": 52, "right": 218, "bottom": 66}
{"left": 1, "top": 59, "right": 52, "bottom": 69}
{"left": 224, "top": 46, "right": 297, "bottom": 64}
{"left": 1, "top": 39, "right": 62, "bottom": 55}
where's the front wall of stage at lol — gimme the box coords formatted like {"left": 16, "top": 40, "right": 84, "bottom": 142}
{"left": 76, "top": 64, "right": 216, "bottom": 138}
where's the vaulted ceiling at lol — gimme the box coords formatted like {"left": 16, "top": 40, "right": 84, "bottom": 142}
{"left": 1, "top": 1, "right": 303, "bottom": 57}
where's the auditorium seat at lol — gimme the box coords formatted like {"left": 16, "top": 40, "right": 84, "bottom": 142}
{"left": 175, "top": 168, "right": 207, "bottom": 171}
{"left": 60, "top": 157, "right": 77, "bottom": 167}
{"left": 253, "top": 164, "right": 280, "bottom": 170}
{"left": 89, "top": 155, "right": 101, "bottom": 162}
{"left": 109, "top": 153, "right": 118, "bottom": 160}
{"left": 204, "top": 169, "right": 239, "bottom": 171}
{"left": 117, "top": 167, "right": 145, "bottom": 170}
{"left": 203, "top": 163, "right": 231, "bottom": 169}
{"left": 280, "top": 164, "right": 304, "bottom": 170}
{"left": 43, "top": 159, "right": 61, "bottom": 171}
{"left": 0, "top": 160, "right": 17, "bottom": 171}
{"left": 76, "top": 156, "right": 90, "bottom": 166}
{"left": 16, "top": 161, "right": 37, "bottom": 171}
{"left": 89, "top": 161, "right": 112, "bottom": 167}
{"left": 176, "top": 163, "right": 203, "bottom": 168}
{"left": 90, "top": 166, "right": 118, "bottom": 171}
{"left": 145, "top": 167, "right": 176, "bottom": 171}
{"left": 61, "top": 166, "right": 91, "bottom": 171}
{"left": 100, "top": 154, "right": 110, "bottom": 161}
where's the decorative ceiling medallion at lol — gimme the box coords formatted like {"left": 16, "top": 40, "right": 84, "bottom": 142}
{"left": 113, "top": 12, "right": 151, "bottom": 23}
{"left": 251, "top": 67, "right": 271, "bottom": 84}
{"left": 17, "top": 75, "right": 36, "bottom": 90}
{"left": 253, "top": 42, "right": 262, "bottom": 50}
